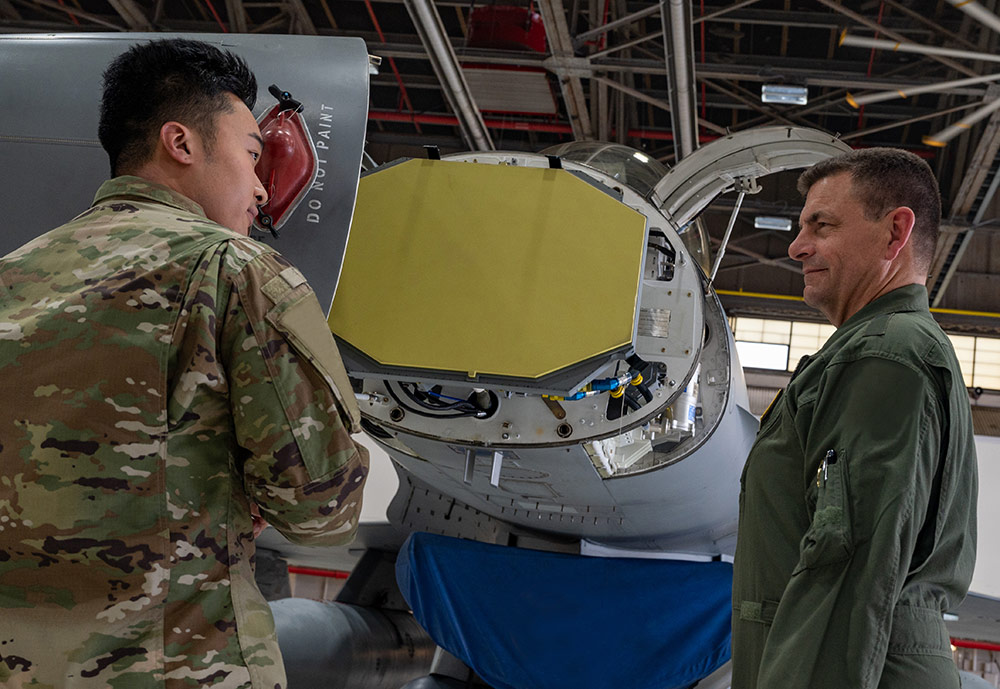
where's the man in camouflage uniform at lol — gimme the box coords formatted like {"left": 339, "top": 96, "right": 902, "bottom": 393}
{"left": 0, "top": 39, "right": 369, "bottom": 687}
{"left": 732, "top": 149, "right": 977, "bottom": 688}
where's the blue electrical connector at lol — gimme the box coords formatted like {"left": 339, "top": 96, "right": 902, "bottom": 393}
{"left": 547, "top": 370, "right": 640, "bottom": 401}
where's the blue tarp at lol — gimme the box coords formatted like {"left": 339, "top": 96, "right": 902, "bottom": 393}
{"left": 396, "top": 532, "right": 733, "bottom": 689}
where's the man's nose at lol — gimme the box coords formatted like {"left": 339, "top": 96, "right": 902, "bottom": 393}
{"left": 788, "top": 231, "right": 810, "bottom": 262}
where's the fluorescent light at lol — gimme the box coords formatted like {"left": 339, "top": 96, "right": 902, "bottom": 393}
{"left": 761, "top": 84, "right": 808, "bottom": 105}
{"left": 632, "top": 151, "right": 650, "bottom": 163}
{"left": 754, "top": 216, "right": 793, "bottom": 231}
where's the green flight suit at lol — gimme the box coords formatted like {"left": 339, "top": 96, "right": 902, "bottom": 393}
{"left": 732, "top": 285, "right": 978, "bottom": 689}
{"left": 0, "top": 178, "right": 369, "bottom": 688}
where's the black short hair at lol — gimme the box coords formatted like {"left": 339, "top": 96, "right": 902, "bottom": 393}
{"left": 99, "top": 38, "right": 257, "bottom": 176}
{"left": 797, "top": 148, "right": 941, "bottom": 271}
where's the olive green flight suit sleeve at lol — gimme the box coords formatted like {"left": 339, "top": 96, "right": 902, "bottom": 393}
{"left": 757, "top": 356, "right": 944, "bottom": 689}
{"left": 222, "top": 250, "right": 369, "bottom": 546}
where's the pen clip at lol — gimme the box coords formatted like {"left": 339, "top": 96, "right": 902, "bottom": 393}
{"left": 822, "top": 449, "right": 836, "bottom": 482}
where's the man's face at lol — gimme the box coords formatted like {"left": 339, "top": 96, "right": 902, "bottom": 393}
{"left": 790, "top": 171, "right": 892, "bottom": 326}
{"left": 189, "top": 93, "right": 267, "bottom": 235}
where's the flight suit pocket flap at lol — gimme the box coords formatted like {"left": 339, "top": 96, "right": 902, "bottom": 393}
{"left": 265, "top": 284, "right": 361, "bottom": 434}
{"left": 793, "top": 449, "right": 853, "bottom": 574}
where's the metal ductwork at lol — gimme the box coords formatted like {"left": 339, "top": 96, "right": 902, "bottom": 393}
{"left": 660, "top": 0, "right": 699, "bottom": 161}
{"left": 923, "top": 97, "right": 1000, "bottom": 147}
{"left": 945, "top": 0, "right": 1000, "bottom": 37}
{"left": 840, "top": 31, "right": 1000, "bottom": 66}
{"left": 537, "top": 0, "right": 594, "bottom": 140}
{"left": 404, "top": 0, "right": 495, "bottom": 151}
{"left": 272, "top": 598, "right": 437, "bottom": 689}
{"left": 846, "top": 73, "right": 1000, "bottom": 108}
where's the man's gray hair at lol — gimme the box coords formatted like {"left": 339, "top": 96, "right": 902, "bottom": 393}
{"left": 797, "top": 147, "right": 941, "bottom": 270}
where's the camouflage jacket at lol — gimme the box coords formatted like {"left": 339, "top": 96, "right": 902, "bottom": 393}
{"left": 0, "top": 177, "right": 369, "bottom": 688}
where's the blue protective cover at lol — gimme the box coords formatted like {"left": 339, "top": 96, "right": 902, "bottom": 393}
{"left": 396, "top": 532, "right": 733, "bottom": 689}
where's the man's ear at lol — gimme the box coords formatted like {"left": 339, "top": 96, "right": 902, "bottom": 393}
{"left": 159, "top": 121, "right": 197, "bottom": 166}
{"left": 885, "top": 206, "right": 916, "bottom": 261}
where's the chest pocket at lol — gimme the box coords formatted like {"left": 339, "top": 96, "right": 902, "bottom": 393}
{"left": 793, "top": 449, "right": 853, "bottom": 574}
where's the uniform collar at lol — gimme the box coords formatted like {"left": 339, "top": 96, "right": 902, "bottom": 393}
{"left": 92, "top": 176, "right": 208, "bottom": 218}
{"left": 824, "top": 283, "right": 930, "bottom": 350}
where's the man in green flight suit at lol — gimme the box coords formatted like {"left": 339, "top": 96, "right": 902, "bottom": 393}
{"left": 731, "top": 148, "right": 978, "bottom": 689}
{"left": 0, "top": 39, "right": 368, "bottom": 687}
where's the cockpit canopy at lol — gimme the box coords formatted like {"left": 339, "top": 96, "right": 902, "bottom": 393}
{"left": 541, "top": 141, "right": 669, "bottom": 198}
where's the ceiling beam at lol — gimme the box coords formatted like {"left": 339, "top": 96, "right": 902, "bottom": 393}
{"left": 660, "top": 0, "right": 698, "bottom": 159}
{"left": 0, "top": 0, "right": 21, "bottom": 19}
{"left": 592, "top": 74, "right": 727, "bottom": 135}
{"left": 710, "top": 238, "right": 803, "bottom": 274}
{"left": 225, "top": 0, "right": 248, "bottom": 33}
{"left": 27, "top": 0, "right": 125, "bottom": 30}
{"left": 403, "top": 0, "right": 493, "bottom": 150}
{"left": 107, "top": 0, "right": 152, "bottom": 31}
{"left": 840, "top": 101, "right": 982, "bottom": 141}
{"left": 595, "top": 76, "right": 610, "bottom": 141}
{"left": 929, "top": 84, "right": 1000, "bottom": 306}
{"left": 581, "top": 0, "right": 756, "bottom": 68}
{"left": 319, "top": 0, "right": 338, "bottom": 28}
{"left": 288, "top": 0, "right": 317, "bottom": 35}
{"left": 880, "top": 0, "right": 979, "bottom": 50}
{"left": 815, "top": 0, "right": 978, "bottom": 78}
{"left": 574, "top": 3, "right": 659, "bottom": 44}
{"left": 365, "top": 41, "right": 988, "bottom": 94}
{"left": 538, "top": 0, "right": 594, "bottom": 140}
{"left": 701, "top": 78, "right": 802, "bottom": 128}
{"left": 250, "top": 12, "right": 288, "bottom": 34}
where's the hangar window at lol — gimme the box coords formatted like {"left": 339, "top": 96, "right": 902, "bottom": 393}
{"left": 732, "top": 318, "right": 792, "bottom": 371}
{"left": 974, "top": 339, "right": 1000, "bottom": 390}
{"left": 731, "top": 317, "right": 836, "bottom": 372}
{"left": 736, "top": 341, "right": 790, "bottom": 371}
{"left": 951, "top": 335, "right": 1000, "bottom": 391}
{"left": 948, "top": 335, "right": 977, "bottom": 388}
{"left": 788, "top": 322, "right": 836, "bottom": 367}
{"left": 730, "top": 317, "right": 1000, "bottom": 391}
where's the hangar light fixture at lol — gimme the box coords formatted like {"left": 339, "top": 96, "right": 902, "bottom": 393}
{"left": 845, "top": 73, "right": 1000, "bottom": 109}
{"left": 761, "top": 84, "right": 808, "bottom": 105}
{"left": 754, "top": 216, "right": 793, "bottom": 232}
{"left": 840, "top": 31, "right": 1000, "bottom": 65}
{"left": 923, "top": 96, "right": 1000, "bottom": 147}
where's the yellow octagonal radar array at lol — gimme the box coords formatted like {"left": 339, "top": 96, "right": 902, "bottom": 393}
{"left": 329, "top": 158, "right": 647, "bottom": 380}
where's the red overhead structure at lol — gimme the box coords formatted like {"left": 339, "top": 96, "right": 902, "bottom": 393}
{"left": 467, "top": 5, "right": 546, "bottom": 52}
{"left": 463, "top": 6, "right": 556, "bottom": 116}
{"left": 368, "top": 109, "right": 721, "bottom": 142}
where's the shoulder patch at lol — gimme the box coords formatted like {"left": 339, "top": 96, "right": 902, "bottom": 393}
{"left": 280, "top": 267, "right": 307, "bottom": 289}
{"left": 261, "top": 267, "right": 309, "bottom": 305}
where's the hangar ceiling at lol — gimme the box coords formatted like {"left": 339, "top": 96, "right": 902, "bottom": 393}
{"left": 3, "top": 0, "right": 1000, "bottom": 333}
